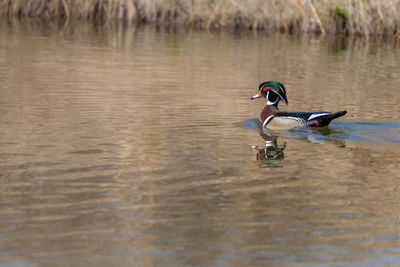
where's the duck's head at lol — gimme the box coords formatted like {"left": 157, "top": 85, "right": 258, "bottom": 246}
{"left": 251, "top": 81, "right": 288, "bottom": 106}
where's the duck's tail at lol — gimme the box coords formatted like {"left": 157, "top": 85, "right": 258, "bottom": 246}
{"left": 316, "top": 110, "right": 347, "bottom": 127}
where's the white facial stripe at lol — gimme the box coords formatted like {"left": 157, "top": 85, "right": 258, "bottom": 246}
{"left": 278, "top": 84, "right": 286, "bottom": 95}
{"left": 267, "top": 99, "right": 279, "bottom": 105}
{"left": 275, "top": 91, "right": 285, "bottom": 104}
{"left": 266, "top": 90, "right": 283, "bottom": 105}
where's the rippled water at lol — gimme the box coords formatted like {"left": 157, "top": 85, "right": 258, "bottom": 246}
{"left": 0, "top": 22, "right": 400, "bottom": 266}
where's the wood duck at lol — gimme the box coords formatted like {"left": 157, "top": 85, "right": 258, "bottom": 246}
{"left": 251, "top": 81, "right": 347, "bottom": 129}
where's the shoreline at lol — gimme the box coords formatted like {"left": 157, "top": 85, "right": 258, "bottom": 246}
{"left": 1, "top": 0, "right": 400, "bottom": 39}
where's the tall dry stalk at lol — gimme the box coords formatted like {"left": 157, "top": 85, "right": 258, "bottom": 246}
{"left": 0, "top": 0, "right": 399, "bottom": 37}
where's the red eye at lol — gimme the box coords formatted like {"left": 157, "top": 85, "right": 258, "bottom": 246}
{"left": 263, "top": 87, "right": 268, "bottom": 91}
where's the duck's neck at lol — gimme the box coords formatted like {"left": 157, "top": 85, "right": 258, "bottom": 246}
{"left": 259, "top": 104, "right": 279, "bottom": 123}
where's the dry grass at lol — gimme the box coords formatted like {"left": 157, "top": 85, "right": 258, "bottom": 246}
{"left": 1, "top": 0, "right": 400, "bottom": 37}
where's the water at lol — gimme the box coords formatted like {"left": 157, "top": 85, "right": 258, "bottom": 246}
{"left": 0, "top": 22, "right": 400, "bottom": 266}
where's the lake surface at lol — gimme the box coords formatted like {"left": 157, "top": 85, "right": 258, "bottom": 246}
{"left": 0, "top": 22, "right": 399, "bottom": 266}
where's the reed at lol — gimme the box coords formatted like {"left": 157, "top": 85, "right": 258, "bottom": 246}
{"left": 1, "top": 0, "right": 399, "bottom": 37}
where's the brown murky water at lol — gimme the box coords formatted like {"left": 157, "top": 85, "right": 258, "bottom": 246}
{"left": 0, "top": 22, "right": 400, "bottom": 266}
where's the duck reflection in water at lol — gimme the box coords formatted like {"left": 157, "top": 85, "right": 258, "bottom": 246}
{"left": 251, "top": 122, "right": 286, "bottom": 167}
{"left": 250, "top": 120, "right": 346, "bottom": 167}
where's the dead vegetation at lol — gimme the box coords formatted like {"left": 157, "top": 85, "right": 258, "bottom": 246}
{"left": 1, "top": 0, "right": 399, "bottom": 37}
